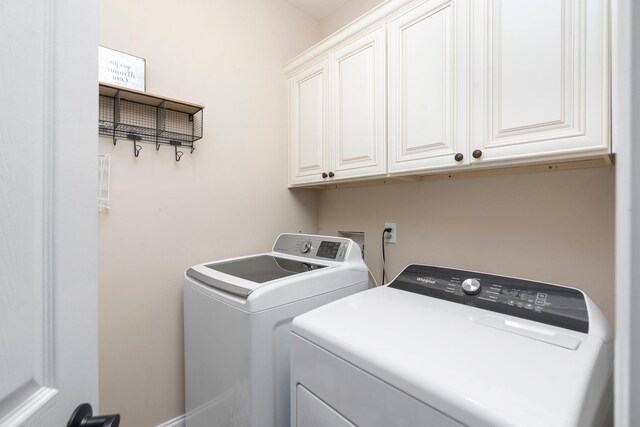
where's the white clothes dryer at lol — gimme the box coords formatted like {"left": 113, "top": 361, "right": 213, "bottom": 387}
{"left": 291, "top": 264, "right": 613, "bottom": 427}
{"left": 184, "top": 233, "right": 368, "bottom": 427}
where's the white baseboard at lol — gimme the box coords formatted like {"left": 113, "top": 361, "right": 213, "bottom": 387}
{"left": 156, "top": 414, "right": 185, "bottom": 427}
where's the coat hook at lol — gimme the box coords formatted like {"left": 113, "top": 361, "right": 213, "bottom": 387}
{"left": 133, "top": 141, "right": 142, "bottom": 157}
{"left": 127, "top": 134, "right": 142, "bottom": 157}
{"left": 190, "top": 145, "right": 196, "bottom": 154}
{"left": 170, "top": 140, "right": 183, "bottom": 162}
{"left": 156, "top": 140, "right": 161, "bottom": 151}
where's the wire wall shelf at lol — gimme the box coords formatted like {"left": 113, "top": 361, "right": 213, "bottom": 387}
{"left": 99, "top": 84, "right": 204, "bottom": 162}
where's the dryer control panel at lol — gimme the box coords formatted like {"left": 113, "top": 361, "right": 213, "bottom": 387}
{"left": 273, "top": 234, "right": 352, "bottom": 262}
{"left": 388, "top": 265, "right": 589, "bottom": 333}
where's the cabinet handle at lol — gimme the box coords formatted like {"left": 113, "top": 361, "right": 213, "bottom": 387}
{"left": 328, "top": 172, "right": 335, "bottom": 178}
{"left": 472, "top": 149, "right": 483, "bottom": 159}
{"left": 322, "top": 172, "right": 328, "bottom": 178}
{"left": 454, "top": 153, "right": 464, "bottom": 162}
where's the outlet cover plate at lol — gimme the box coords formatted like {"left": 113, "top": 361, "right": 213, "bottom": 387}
{"left": 384, "top": 223, "right": 397, "bottom": 244}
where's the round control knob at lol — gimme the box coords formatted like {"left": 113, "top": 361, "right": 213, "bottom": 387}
{"left": 472, "top": 149, "right": 483, "bottom": 159}
{"left": 462, "top": 278, "right": 481, "bottom": 295}
{"left": 454, "top": 153, "right": 464, "bottom": 162}
{"left": 300, "top": 241, "right": 312, "bottom": 254}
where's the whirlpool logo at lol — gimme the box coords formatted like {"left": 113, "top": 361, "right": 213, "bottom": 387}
{"left": 416, "top": 276, "right": 437, "bottom": 284}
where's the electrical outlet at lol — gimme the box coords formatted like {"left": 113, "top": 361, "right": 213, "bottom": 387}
{"left": 384, "top": 223, "right": 397, "bottom": 244}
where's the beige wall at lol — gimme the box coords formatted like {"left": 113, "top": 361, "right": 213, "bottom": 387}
{"left": 98, "top": 1, "right": 320, "bottom": 425}
{"left": 320, "top": 0, "right": 385, "bottom": 37}
{"left": 318, "top": 167, "right": 616, "bottom": 324}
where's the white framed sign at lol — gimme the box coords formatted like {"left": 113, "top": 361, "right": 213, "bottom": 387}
{"left": 98, "top": 46, "right": 146, "bottom": 91}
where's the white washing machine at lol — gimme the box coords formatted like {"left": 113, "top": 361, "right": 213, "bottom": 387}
{"left": 291, "top": 264, "right": 613, "bottom": 427}
{"left": 184, "top": 233, "right": 368, "bottom": 427}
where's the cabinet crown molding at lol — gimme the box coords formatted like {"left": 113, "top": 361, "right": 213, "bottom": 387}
{"left": 284, "top": 0, "right": 416, "bottom": 76}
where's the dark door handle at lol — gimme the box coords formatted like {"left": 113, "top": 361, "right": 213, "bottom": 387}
{"left": 328, "top": 172, "right": 335, "bottom": 178}
{"left": 322, "top": 172, "right": 328, "bottom": 178}
{"left": 472, "top": 149, "right": 483, "bottom": 159}
{"left": 454, "top": 153, "right": 463, "bottom": 162}
{"left": 68, "top": 403, "right": 120, "bottom": 427}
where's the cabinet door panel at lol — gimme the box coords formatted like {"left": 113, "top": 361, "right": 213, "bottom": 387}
{"left": 290, "top": 60, "right": 329, "bottom": 185}
{"left": 330, "top": 26, "right": 386, "bottom": 180}
{"left": 498, "top": 0, "right": 563, "bottom": 131}
{"left": 471, "top": 0, "right": 609, "bottom": 163}
{"left": 339, "top": 53, "right": 370, "bottom": 161}
{"left": 388, "top": 0, "right": 467, "bottom": 173}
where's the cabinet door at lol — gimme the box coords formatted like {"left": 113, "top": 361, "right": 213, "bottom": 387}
{"left": 290, "top": 60, "right": 329, "bottom": 185}
{"left": 329, "top": 26, "right": 386, "bottom": 181}
{"left": 470, "top": 0, "right": 609, "bottom": 164}
{"left": 388, "top": 0, "right": 468, "bottom": 174}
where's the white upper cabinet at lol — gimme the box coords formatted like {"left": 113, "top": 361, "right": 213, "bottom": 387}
{"left": 330, "top": 26, "right": 386, "bottom": 180}
{"left": 285, "top": 0, "right": 610, "bottom": 187}
{"left": 288, "top": 27, "right": 386, "bottom": 185}
{"left": 388, "top": 0, "right": 468, "bottom": 174}
{"left": 290, "top": 59, "right": 329, "bottom": 185}
{"left": 470, "top": 0, "right": 609, "bottom": 164}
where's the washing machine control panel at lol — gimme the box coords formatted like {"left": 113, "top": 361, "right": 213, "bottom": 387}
{"left": 388, "top": 265, "right": 589, "bottom": 333}
{"left": 273, "top": 234, "right": 351, "bottom": 262}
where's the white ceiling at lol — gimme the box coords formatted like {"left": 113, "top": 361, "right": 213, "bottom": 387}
{"left": 284, "top": 0, "right": 351, "bottom": 19}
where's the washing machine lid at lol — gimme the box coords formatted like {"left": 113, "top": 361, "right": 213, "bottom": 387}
{"left": 186, "top": 233, "right": 365, "bottom": 300}
{"left": 187, "top": 255, "right": 328, "bottom": 297}
{"left": 291, "top": 266, "right": 613, "bottom": 427}
{"left": 205, "top": 255, "right": 327, "bottom": 284}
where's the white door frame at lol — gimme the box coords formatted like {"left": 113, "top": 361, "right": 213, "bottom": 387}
{"left": 0, "top": 0, "right": 99, "bottom": 425}
{"left": 613, "top": 0, "right": 640, "bottom": 425}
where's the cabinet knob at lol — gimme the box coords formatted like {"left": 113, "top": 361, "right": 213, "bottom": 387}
{"left": 472, "top": 149, "right": 483, "bottom": 159}
{"left": 322, "top": 172, "right": 328, "bottom": 178}
{"left": 328, "top": 172, "right": 335, "bottom": 178}
{"left": 454, "top": 153, "right": 464, "bottom": 162}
